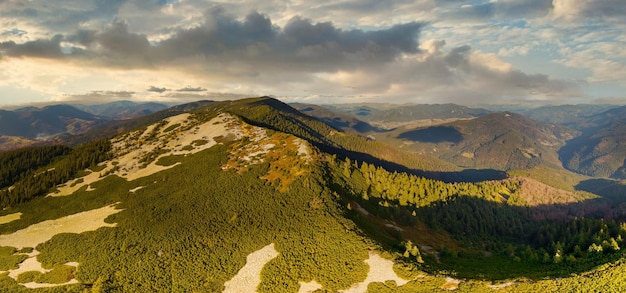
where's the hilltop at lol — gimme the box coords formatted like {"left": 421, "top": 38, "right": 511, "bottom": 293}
{"left": 1, "top": 97, "right": 626, "bottom": 292}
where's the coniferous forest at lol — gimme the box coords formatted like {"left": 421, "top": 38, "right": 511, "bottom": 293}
{"left": 1, "top": 98, "right": 626, "bottom": 292}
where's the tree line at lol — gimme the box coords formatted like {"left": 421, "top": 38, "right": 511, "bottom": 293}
{"left": 0, "top": 139, "right": 111, "bottom": 208}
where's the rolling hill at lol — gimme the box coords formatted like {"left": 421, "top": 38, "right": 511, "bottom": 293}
{"left": 323, "top": 103, "right": 491, "bottom": 129}
{"left": 291, "top": 103, "right": 381, "bottom": 134}
{"left": 1, "top": 97, "right": 626, "bottom": 292}
{"left": 0, "top": 105, "right": 103, "bottom": 139}
{"left": 73, "top": 101, "right": 169, "bottom": 120}
{"left": 386, "top": 112, "right": 578, "bottom": 171}
{"left": 560, "top": 106, "right": 626, "bottom": 179}
{"left": 515, "top": 104, "right": 618, "bottom": 128}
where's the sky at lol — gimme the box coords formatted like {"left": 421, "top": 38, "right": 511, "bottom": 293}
{"left": 0, "top": 0, "right": 624, "bottom": 107}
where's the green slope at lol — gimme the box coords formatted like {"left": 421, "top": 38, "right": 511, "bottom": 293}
{"left": 1, "top": 98, "right": 626, "bottom": 292}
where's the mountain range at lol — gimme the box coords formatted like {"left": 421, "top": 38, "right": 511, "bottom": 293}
{"left": 1, "top": 98, "right": 626, "bottom": 291}
{"left": 0, "top": 101, "right": 170, "bottom": 151}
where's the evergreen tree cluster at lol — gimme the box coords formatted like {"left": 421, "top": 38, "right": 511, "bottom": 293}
{"left": 0, "top": 145, "right": 71, "bottom": 189}
{"left": 330, "top": 157, "right": 626, "bottom": 274}
{"left": 0, "top": 144, "right": 373, "bottom": 292}
{"left": 0, "top": 139, "right": 111, "bottom": 208}
{"left": 334, "top": 158, "right": 517, "bottom": 208}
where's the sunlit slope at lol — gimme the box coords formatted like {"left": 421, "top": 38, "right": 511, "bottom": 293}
{"left": 199, "top": 97, "right": 460, "bottom": 174}
{"left": 0, "top": 110, "right": 416, "bottom": 292}
{"left": 1, "top": 98, "right": 626, "bottom": 292}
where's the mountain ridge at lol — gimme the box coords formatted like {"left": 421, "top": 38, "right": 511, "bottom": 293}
{"left": 1, "top": 98, "right": 626, "bottom": 291}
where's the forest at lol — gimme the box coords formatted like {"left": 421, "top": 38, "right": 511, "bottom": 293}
{"left": 0, "top": 139, "right": 111, "bottom": 208}
{"left": 0, "top": 144, "right": 377, "bottom": 292}
{"left": 1, "top": 98, "right": 626, "bottom": 291}
{"left": 330, "top": 157, "right": 626, "bottom": 279}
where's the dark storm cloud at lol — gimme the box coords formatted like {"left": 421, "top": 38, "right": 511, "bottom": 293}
{"left": 155, "top": 8, "right": 278, "bottom": 57}
{"left": 97, "top": 21, "right": 151, "bottom": 56}
{"left": 66, "top": 29, "right": 98, "bottom": 47}
{"left": 0, "top": 34, "right": 64, "bottom": 58}
{"left": 1, "top": 6, "right": 424, "bottom": 71}
{"left": 444, "top": 45, "right": 471, "bottom": 72}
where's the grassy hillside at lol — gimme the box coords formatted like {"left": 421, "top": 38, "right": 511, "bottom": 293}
{"left": 194, "top": 97, "right": 461, "bottom": 176}
{"left": 1, "top": 98, "right": 626, "bottom": 292}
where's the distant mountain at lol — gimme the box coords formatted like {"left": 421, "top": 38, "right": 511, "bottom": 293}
{"left": 392, "top": 112, "right": 578, "bottom": 170}
{"left": 516, "top": 104, "right": 618, "bottom": 128}
{"left": 0, "top": 135, "right": 39, "bottom": 151}
{"left": 325, "top": 103, "right": 490, "bottom": 121}
{"left": 318, "top": 103, "right": 390, "bottom": 118}
{"left": 560, "top": 106, "right": 626, "bottom": 179}
{"left": 73, "top": 100, "right": 168, "bottom": 119}
{"left": 368, "top": 104, "right": 491, "bottom": 122}
{"left": 0, "top": 104, "right": 103, "bottom": 140}
{"left": 58, "top": 100, "right": 215, "bottom": 146}
{"left": 291, "top": 103, "right": 381, "bottom": 134}
{"left": 2, "top": 97, "right": 626, "bottom": 292}
{"left": 322, "top": 103, "right": 491, "bottom": 129}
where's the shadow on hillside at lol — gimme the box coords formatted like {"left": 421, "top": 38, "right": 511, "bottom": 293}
{"left": 397, "top": 126, "right": 462, "bottom": 143}
{"left": 576, "top": 178, "right": 626, "bottom": 202}
{"left": 322, "top": 143, "right": 507, "bottom": 183}
{"left": 297, "top": 106, "right": 386, "bottom": 134}
{"left": 321, "top": 117, "right": 384, "bottom": 133}
{"left": 423, "top": 168, "right": 508, "bottom": 183}
{"left": 340, "top": 186, "right": 626, "bottom": 281}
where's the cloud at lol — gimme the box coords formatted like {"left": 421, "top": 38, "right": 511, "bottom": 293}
{"left": 177, "top": 86, "right": 206, "bottom": 92}
{"left": 95, "top": 21, "right": 152, "bottom": 65}
{"left": 310, "top": 40, "right": 582, "bottom": 104}
{"left": 0, "top": 35, "right": 64, "bottom": 58}
{"left": 68, "top": 90, "right": 135, "bottom": 98}
{"left": 437, "top": 0, "right": 553, "bottom": 22}
{"left": 2, "top": 7, "right": 424, "bottom": 71}
{"left": 0, "top": 2, "right": 616, "bottom": 105}
{"left": 552, "top": 0, "right": 626, "bottom": 21}
{"left": 148, "top": 86, "right": 168, "bottom": 93}
{"left": 58, "top": 90, "right": 136, "bottom": 104}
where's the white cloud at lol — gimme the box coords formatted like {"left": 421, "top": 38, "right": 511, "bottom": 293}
{"left": 0, "top": 0, "right": 623, "bottom": 106}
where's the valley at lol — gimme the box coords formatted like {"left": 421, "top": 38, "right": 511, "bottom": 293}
{"left": 1, "top": 97, "right": 626, "bottom": 292}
